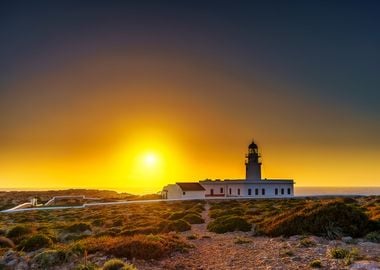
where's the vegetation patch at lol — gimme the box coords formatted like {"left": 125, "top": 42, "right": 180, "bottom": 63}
{"left": 65, "top": 223, "right": 92, "bottom": 233}
{"left": 262, "top": 201, "right": 373, "bottom": 238}
{"left": 19, "top": 234, "right": 53, "bottom": 251}
{"left": 80, "top": 234, "right": 191, "bottom": 260}
{"left": 103, "top": 258, "right": 137, "bottom": 270}
{"left": 182, "top": 213, "right": 204, "bottom": 224}
{"left": 309, "top": 259, "right": 322, "bottom": 268}
{"left": 207, "top": 215, "right": 251, "bottom": 233}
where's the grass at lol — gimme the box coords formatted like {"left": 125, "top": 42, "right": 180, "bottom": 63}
{"left": 19, "top": 234, "right": 53, "bottom": 251}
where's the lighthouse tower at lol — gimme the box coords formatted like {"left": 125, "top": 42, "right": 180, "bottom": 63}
{"left": 245, "top": 141, "right": 262, "bottom": 181}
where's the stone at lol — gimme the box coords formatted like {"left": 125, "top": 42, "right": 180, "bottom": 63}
{"left": 342, "top": 236, "right": 354, "bottom": 243}
{"left": 349, "top": 260, "right": 380, "bottom": 270}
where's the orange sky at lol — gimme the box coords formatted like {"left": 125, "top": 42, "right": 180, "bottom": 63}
{"left": 1, "top": 50, "right": 380, "bottom": 194}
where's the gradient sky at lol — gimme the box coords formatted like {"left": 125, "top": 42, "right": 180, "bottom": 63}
{"left": 1, "top": 1, "right": 380, "bottom": 193}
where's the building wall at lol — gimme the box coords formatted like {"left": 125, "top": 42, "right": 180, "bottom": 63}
{"left": 163, "top": 184, "right": 205, "bottom": 199}
{"left": 201, "top": 181, "right": 294, "bottom": 198}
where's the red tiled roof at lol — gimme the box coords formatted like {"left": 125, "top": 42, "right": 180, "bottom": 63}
{"left": 176, "top": 182, "right": 205, "bottom": 191}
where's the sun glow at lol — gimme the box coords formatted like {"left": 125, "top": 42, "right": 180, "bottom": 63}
{"left": 143, "top": 153, "right": 158, "bottom": 167}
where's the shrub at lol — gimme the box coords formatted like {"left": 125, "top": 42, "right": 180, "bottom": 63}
{"left": 207, "top": 215, "right": 251, "bottom": 233}
{"left": 234, "top": 237, "right": 251, "bottom": 244}
{"left": 103, "top": 259, "right": 125, "bottom": 270}
{"left": 19, "top": 234, "right": 53, "bottom": 251}
{"left": 329, "top": 247, "right": 349, "bottom": 259}
{"left": 0, "top": 236, "right": 15, "bottom": 248}
{"left": 262, "top": 201, "right": 371, "bottom": 238}
{"left": 298, "top": 237, "right": 316, "bottom": 247}
{"left": 66, "top": 223, "right": 92, "bottom": 233}
{"left": 32, "top": 249, "right": 69, "bottom": 267}
{"left": 81, "top": 234, "right": 191, "bottom": 260}
{"left": 365, "top": 231, "right": 380, "bottom": 243}
{"left": 344, "top": 248, "right": 361, "bottom": 265}
{"left": 168, "top": 212, "right": 187, "bottom": 220}
{"left": 164, "top": 220, "right": 191, "bottom": 232}
{"left": 182, "top": 214, "right": 204, "bottom": 224}
{"left": 75, "top": 264, "right": 97, "bottom": 270}
{"left": 209, "top": 207, "right": 245, "bottom": 219}
{"left": 7, "top": 225, "right": 32, "bottom": 239}
{"left": 309, "top": 259, "right": 322, "bottom": 268}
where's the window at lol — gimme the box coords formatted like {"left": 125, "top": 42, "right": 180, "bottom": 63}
{"left": 211, "top": 189, "right": 214, "bottom": 195}
{"left": 262, "top": 188, "right": 265, "bottom": 195}
{"left": 229, "top": 188, "right": 232, "bottom": 195}
{"left": 281, "top": 188, "right": 284, "bottom": 195}
{"left": 238, "top": 188, "right": 240, "bottom": 195}
{"left": 220, "top": 187, "right": 224, "bottom": 193}
{"left": 287, "top": 188, "right": 291, "bottom": 195}
{"left": 255, "top": 188, "right": 259, "bottom": 195}
{"left": 275, "top": 188, "right": 278, "bottom": 195}
{"left": 183, "top": 192, "right": 186, "bottom": 195}
{"left": 248, "top": 188, "right": 252, "bottom": 195}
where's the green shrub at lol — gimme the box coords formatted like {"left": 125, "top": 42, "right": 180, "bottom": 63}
{"left": 209, "top": 207, "right": 245, "bottom": 219}
{"left": 298, "top": 237, "right": 316, "bottom": 247}
{"left": 329, "top": 247, "right": 349, "bottom": 259}
{"left": 32, "top": 249, "right": 69, "bottom": 267}
{"left": 182, "top": 214, "right": 204, "bottom": 224}
{"left": 7, "top": 225, "right": 32, "bottom": 239}
{"left": 207, "top": 215, "right": 251, "bottom": 233}
{"left": 344, "top": 248, "right": 361, "bottom": 265}
{"left": 365, "top": 231, "right": 380, "bottom": 243}
{"left": 75, "top": 263, "right": 97, "bottom": 270}
{"left": 164, "top": 220, "right": 191, "bottom": 232}
{"left": 19, "top": 234, "right": 52, "bottom": 251}
{"left": 309, "top": 259, "right": 322, "bottom": 268}
{"left": 103, "top": 259, "right": 125, "bottom": 270}
{"left": 66, "top": 223, "right": 92, "bottom": 233}
{"left": 0, "top": 236, "right": 15, "bottom": 248}
{"left": 81, "top": 234, "right": 191, "bottom": 260}
{"left": 262, "top": 201, "right": 371, "bottom": 238}
{"left": 168, "top": 212, "right": 187, "bottom": 220}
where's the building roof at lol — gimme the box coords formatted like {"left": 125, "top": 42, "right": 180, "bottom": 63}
{"left": 177, "top": 182, "right": 206, "bottom": 191}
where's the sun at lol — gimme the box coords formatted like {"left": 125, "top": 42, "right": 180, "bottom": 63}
{"left": 143, "top": 153, "right": 158, "bottom": 167}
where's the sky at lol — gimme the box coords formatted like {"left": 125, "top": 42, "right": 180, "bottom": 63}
{"left": 1, "top": 1, "right": 380, "bottom": 193}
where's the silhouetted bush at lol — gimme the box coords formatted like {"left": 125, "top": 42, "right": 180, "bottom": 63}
{"left": 81, "top": 234, "right": 191, "bottom": 260}
{"left": 182, "top": 214, "right": 204, "bottom": 224}
{"left": 262, "top": 201, "right": 372, "bottom": 238}
{"left": 7, "top": 225, "right": 32, "bottom": 240}
{"left": 19, "top": 234, "right": 52, "bottom": 251}
{"left": 207, "top": 215, "right": 251, "bottom": 233}
{"left": 65, "top": 223, "right": 92, "bottom": 233}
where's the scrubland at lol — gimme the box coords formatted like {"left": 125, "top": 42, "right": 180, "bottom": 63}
{"left": 0, "top": 192, "right": 379, "bottom": 269}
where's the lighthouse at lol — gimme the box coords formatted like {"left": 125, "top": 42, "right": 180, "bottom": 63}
{"left": 245, "top": 141, "right": 262, "bottom": 181}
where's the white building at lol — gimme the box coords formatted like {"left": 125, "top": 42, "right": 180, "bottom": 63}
{"left": 162, "top": 182, "right": 206, "bottom": 199}
{"left": 162, "top": 141, "right": 294, "bottom": 199}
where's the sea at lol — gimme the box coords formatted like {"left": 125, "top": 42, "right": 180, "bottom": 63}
{"left": 0, "top": 186, "right": 379, "bottom": 196}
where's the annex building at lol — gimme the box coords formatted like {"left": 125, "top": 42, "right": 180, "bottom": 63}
{"left": 162, "top": 141, "right": 294, "bottom": 199}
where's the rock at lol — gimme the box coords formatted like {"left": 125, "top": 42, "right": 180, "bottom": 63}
{"left": 349, "top": 260, "right": 380, "bottom": 270}
{"left": 342, "top": 236, "right": 354, "bottom": 243}
{"left": 83, "top": 229, "right": 92, "bottom": 236}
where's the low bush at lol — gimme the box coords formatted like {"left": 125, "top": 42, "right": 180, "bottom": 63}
{"left": 329, "top": 247, "right": 349, "bottom": 259}
{"left": 103, "top": 259, "right": 126, "bottom": 270}
{"left": 19, "top": 234, "right": 53, "bottom": 251}
{"left": 309, "top": 259, "right": 322, "bottom": 268}
{"left": 365, "top": 231, "right": 380, "bottom": 243}
{"left": 0, "top": 236, "right": 15, "bottom": 248}
{"left": 7, "top": 225, "right": 32, "bottom": 240}
{"left": 207, "top": 215, "right": 251, "bottom": 233}
{"left": 209, "top": 207, "right": 245, "bottom": 219}
{"left": 32, "top": 249, "right": 69, "bottom": 267}
{"left": 298, "top": 237, "right": 316, "bottom": 247}
{"left": 182, "top": 214, "right": 204, "bottom": 224}
{"left": 262, "top": 201, "right": 372, "bottom": 238}
{"left": 65, "top": 223, "right": 92, "bottom": 233}
{"left": 81, "top": 234, "right": 191, "bottom": 260}
{"left": 163, "top": 220, "right": 191, "bottom": 232}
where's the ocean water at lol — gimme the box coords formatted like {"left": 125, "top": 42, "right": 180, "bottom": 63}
{"left": 295, "top": 186, "right": 380, "bottom": 196}
{"left": 0, "top": 186, "right": 379, "bottom": 196}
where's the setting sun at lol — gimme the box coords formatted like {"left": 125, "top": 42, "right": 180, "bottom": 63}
{"left": 143, "top": 153, "right": 158, "bottom": 167}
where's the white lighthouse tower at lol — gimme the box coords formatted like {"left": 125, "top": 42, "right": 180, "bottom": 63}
{"left": 245, "top": 141, "right": 262, "bottom": 181}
